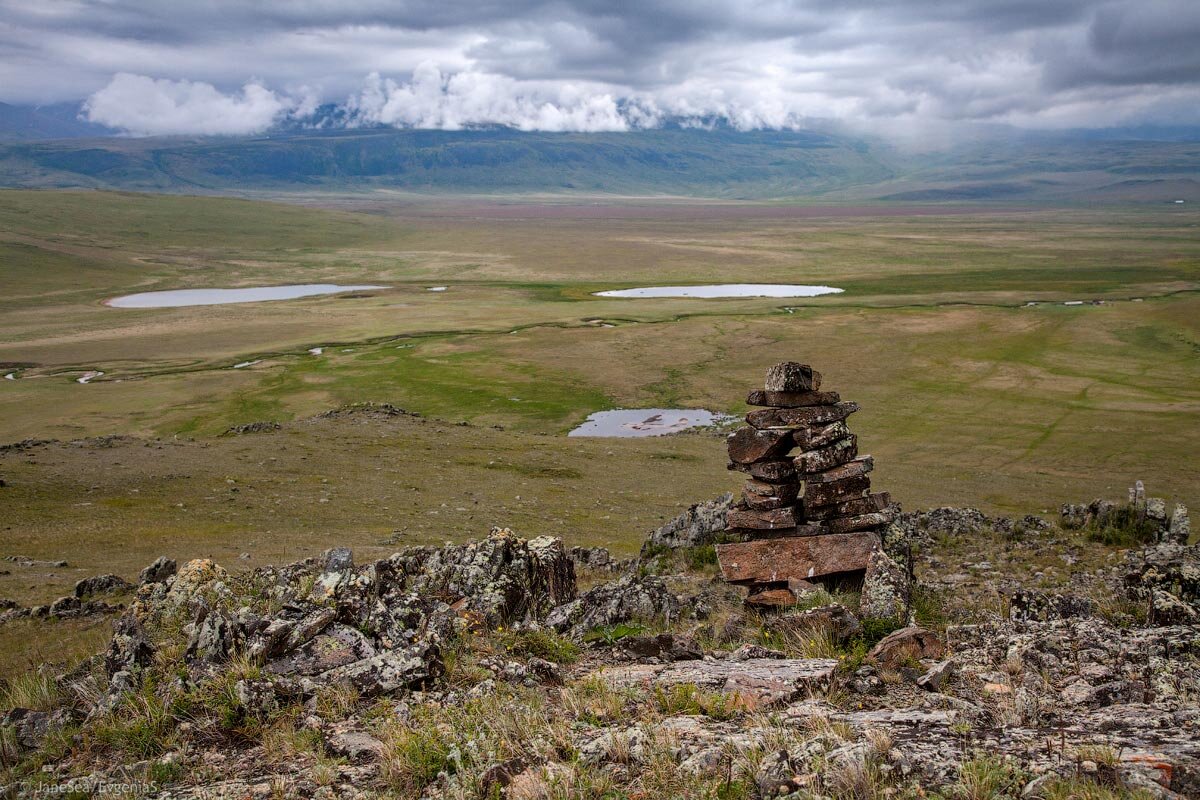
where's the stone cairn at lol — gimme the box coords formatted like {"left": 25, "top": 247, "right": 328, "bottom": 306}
{"left": 716, "top": 362, "right": 897, "bottom": 607}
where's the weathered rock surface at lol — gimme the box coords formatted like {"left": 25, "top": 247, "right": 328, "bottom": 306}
{"left": 746, "top": 389, "right": 841, "bottom": 408}
{"left": 546, "top": 573, "right": 681, "bottom": 638}
{"left": 792, "top": 434, "right": 858, "bottom": 474}
{"left": 746, "top": 401, "right": 860, "bottom": 430}
{"left": 717, "top": 532, "right": 879, "bottom": 585}
{"left": 726, "top": 427, "right": 794, "bottom": 465}
{"left": 640, "top": 493, "right": 734, "bottom": 553}
{"left": 764, "top": 362, "right": 821, "bottom": 392}
{"left": 860, "top": 548, "right": 910, "bottom": 622}
{"left": 868, "top": 626, "right": 944, "bottom": 666}
{"left": 595, "top": 657, "right": 838, "bottom": 709}
{"left": 74, "top": 574, "right": 132, "bottom": 598}
{"left": 137, "top": 556, "right": 177, "bottom": 585}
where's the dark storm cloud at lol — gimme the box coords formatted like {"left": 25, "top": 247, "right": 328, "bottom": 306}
{"left": 1, "top": 0, "right": 1196, "bottom": 135}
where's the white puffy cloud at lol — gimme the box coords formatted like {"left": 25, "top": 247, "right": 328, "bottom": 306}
{"left": 83, "top": 74, "right": 294, "bottom": 135}
{"left": 345, "top": 64, "right": 635, "bottom": 131}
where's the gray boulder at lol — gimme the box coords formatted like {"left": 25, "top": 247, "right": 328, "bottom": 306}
{"left": 74, "top": 574, "right": 132, "bottom": 598}
{"left": 138, "top": 557, "right": 177, "bottom": 585}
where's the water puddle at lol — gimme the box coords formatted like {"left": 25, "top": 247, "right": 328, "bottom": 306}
{"left": 594, "top": 284, "right": 843, "bottom": 299}
{"left": 77, "top": 371, "right": 104, "bottom": 384}
{"left": 568, "top": 409, "right": 729, "bottom": 437}
{"left": 4, "top": 373, "right": 15, "bottom": 381}
{"left": 232, "top": 360, "right": 262, "bottom": 369}
{"left": 427, "top": 286, "right": 448, "bottom": 292}
{"left": 308, "top": 348, "right": 324, "bottom": 355}
{"left": 107, "top": 284, "right": 388, "bottom": 308}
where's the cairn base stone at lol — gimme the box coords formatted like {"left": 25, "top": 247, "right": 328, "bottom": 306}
{"left": 716, "top": 532, "right": 879, "bottom": 585}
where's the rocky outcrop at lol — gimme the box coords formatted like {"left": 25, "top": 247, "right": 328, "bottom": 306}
{"left": 546, "top": 573, "right": 681, "bottom": 638}
{"left": 93, "top": 529, "right": 576, "bottom": 712}
{"left": 138, "top": 556, "right": 177, "bottom": 585}
{"left": 640, "top": 493, "right": 735, "bottom": 554}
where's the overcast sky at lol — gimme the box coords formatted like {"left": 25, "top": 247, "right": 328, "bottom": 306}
{"left": 1, "top": 0, "right": 1198, "bottom": 136}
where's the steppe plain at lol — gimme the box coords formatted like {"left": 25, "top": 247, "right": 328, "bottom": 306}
{"left": 1, "top": 190, "right": 1198, "bottom": 670}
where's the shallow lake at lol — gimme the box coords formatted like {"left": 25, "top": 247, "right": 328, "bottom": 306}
{"left": 107, "top": 284, "right": 388, "bottom": 308}
{"left": 568, "top": 409, "right": 728, "bottom": 437}
{"left": 594, "top": 284, "right": 843, "bottom": 299}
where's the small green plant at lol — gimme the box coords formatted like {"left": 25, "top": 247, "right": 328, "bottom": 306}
{"left": 0, "top": 672, "right": 64, "bottom": 712}
{"left": 88, "top": 687, "right": 175, "bottom": 759}
{"left": 652, "top": 683, "right": 738, "bottom": 720}
{"left": 1085, "top": 505, "right": 1161, "bottom": 547}
{"left": 952, "top": 754, "right": 1026, "bottom": 800}
{"left": 583, "top": 622, "right": 647, "bottom": 646}
{"left": 684, "top": 545, "right": 718, "bottom": 570}
{"left": 497, "top": 628, "right": 580, "bottom": 664}
{"left": 1039, "top": 777, "right": 1157, "bottom": 800}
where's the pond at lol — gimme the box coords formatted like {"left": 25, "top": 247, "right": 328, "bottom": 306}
{"left": 568, "top": 409, "right": 729, "bottom": 437}
{"left": 594, "top": 284, "right": 843, "bottom": 299}
{"left": 107, "top": 284, "right": 388, "bottom": 308}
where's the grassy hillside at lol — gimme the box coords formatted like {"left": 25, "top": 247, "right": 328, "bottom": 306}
{"left": 0, "top": 128, "right": 894, "bottom": 197}
{"left": 0, "top": 127, "right": 1196, "bottom": 201}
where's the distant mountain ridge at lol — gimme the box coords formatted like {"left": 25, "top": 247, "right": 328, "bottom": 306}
{"left": 0, "top": 102, "right": 115, "bottom": 140}
{"left": 0, "top": 100, "right": 1197, "bottom": 201}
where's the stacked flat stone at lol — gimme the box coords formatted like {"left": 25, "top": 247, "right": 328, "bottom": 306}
{"left": 717, "top": 362, "right": 896, "bottom": 607}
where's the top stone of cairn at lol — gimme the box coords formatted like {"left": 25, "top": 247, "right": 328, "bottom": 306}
{"left": 764, "top": 362, "right": 821, "bottom": 393}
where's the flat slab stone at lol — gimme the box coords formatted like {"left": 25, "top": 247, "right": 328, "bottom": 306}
{"left": 747, "top": 390, "right": 841, "bottom": 408}
{"left": 807, "top": 492, "right": 890, "bottom": 521}
{"left": 727, "top": 505, "right": 800, "bottom": 531}
{"left": 803, "top": 474, "right": 872, "bottom": 508}
{"left": 793, "top": 435, "right": 858, "bottom": 474}
{"left": 727, "top": 427, "right": 794, "bottom": 464}
{"left": 728, "top": 460, "right": 797, "bottom": 483}
{"left": 593, "top": 657, "right": 838, "bottom": 709}
{"left": 805, "top": 456, "right": 874, "bottom": 484}
{"left": 717, "top": 532, "right": 879, "bottom": 584}
{"left": 747, "top": 402, "right": 859, "bottom": 430}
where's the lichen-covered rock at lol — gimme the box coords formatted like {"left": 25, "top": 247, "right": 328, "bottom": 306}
{"left": 641, "top": 493, "right": 735, "bottom": 554}
{"left": 1, "top": 707, "right": 72, "bottom": 753}
{"left": 1009, "top": 591, "right": 1095, "bottom": 623}
{"left": 186, "top": 607, "right": 242, "bottom": 665}
{"left": 74, "top": 574, "right": 132, "bottom": 598}
{"left": 1151, "top": 590, "right": 1198, "bottom": 625}
{"left": 861, "top": 548, "right": 910, "bottom": 622}
{"left": 137, "top": 556, "right": 177, "bottom": 585}
{"left": 390, "top": 528, "right": 576, "bottom": 626}
{"left": 546, "top": 573, "right": 681, "bottom": 638}
{"left": 313, "top": 643, "right": 442, "bottom": 697}
{"left": 104, "top": 614, "right": 154, "bottom": 673}
{"left": 568, "top": 546, "right": 631, "bottom": 572}
{"left": 1167, "top": 504, "right": 1191, "bottom": 545}
{"left": 167, "top": 559, "right": 231, "bottom": 608}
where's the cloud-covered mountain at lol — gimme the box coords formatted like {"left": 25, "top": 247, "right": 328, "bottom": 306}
{"left": 2, "top": 1, "right": 1198, "bottom": 138}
